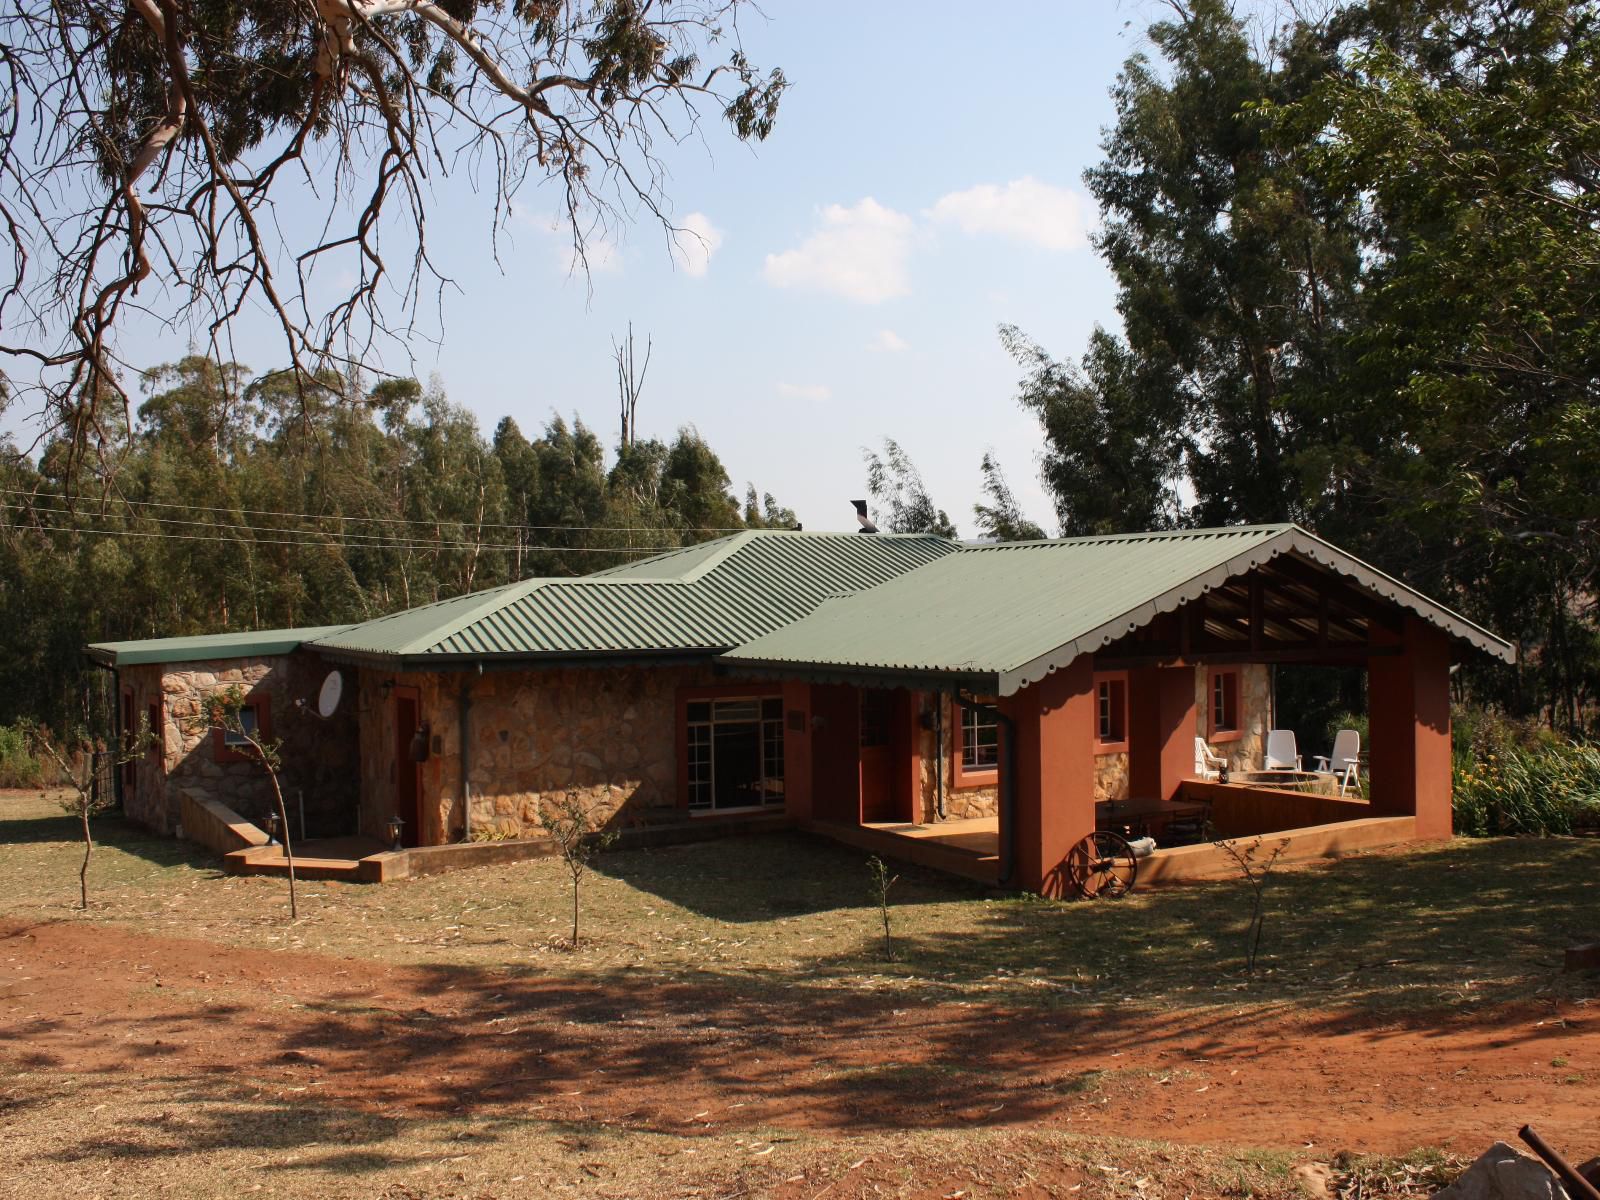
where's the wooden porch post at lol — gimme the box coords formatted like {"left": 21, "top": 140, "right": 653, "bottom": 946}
{"left": 1367, "top": 617, "right": 1454, "bottom": 840}
{"left": 1127, "top": 665, "right": 1198, "bottom": 802}
{"left": 1001, "top": 655, "right": 1096, "bottom": 896}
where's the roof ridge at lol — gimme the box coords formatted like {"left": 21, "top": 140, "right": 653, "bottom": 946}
{"left": 958, "top": 524, "right": 1294, "bottom": 551}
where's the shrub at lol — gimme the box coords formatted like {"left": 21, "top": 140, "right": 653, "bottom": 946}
{"left": 1454, "top": 737, "right": 1600, "bottom": 837}
{"left": 0, "top": 723, "right": 45, "bottom": 788}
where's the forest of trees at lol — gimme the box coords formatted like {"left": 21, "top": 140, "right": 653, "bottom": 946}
{"left": 0, "top": 358, "right": 796, "bottom": 731}
{"left": 988, "top": 0, "right": 1599, "bottom": 737}
{"left": 2, "top": 0, "right": 1596, "bottom": 745}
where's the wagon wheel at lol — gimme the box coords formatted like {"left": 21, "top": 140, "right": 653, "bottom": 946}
{"left": 1065, "top": 831, "right": 1138, "bottom": 899}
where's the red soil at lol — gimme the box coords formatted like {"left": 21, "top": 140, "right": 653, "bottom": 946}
{"left": 2, "top": 917, "right": 1594, "bottom": 1156}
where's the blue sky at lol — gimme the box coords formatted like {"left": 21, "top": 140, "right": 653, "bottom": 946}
{"left": 26, "top": 1, "right": 1186, "bottom": 536}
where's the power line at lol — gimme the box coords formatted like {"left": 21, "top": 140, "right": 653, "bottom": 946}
{"left": 0, "top": 487, "right": 750, "bottom": 536}
{"left": 0, "top": 499, "right": 676, "bottom": 554}
{"left": 1, "top": 512, "right": 679, "bottom": 555}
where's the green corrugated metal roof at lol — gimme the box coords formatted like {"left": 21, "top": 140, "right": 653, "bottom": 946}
{"left": 86, "top": 625, "right": 355, "bottom": 667}
{"left": 722, "top": 525, "right": 1515, "bottom": 693}
{"left": 310, "top": 531, "right": 956, "bottom": 664}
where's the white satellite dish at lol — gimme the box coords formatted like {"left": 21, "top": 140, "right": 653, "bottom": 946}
{"left": 316, "top": 670, "right": 344, "bottom": 719}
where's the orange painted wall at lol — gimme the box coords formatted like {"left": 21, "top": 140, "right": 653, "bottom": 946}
{"left": 1368, "top": 617, "right": 1454, "bottom": 839}
{"left": 1000, "top": 657, "right": 1096, "bottom": 896}
{"left": 1127, "top": 665, "right": 1197, "bottom": 803}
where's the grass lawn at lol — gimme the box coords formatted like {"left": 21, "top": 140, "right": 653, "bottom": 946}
{"left": 3, "top": 789, "right": 1596, "bottom": 1015}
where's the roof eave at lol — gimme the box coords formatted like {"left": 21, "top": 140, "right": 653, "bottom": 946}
{"left": 997, "top": 527, "right": 1515, "bottom": 696}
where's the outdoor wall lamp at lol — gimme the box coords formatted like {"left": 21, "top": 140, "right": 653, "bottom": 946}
{"left": 387, "top": 814, "right": 405, "bottom": 852}
{"left": 263, "top": 810, "right": 280, "bottom": 846}
{"left": 380, "top": 679, "right": 395, "bottom": 698}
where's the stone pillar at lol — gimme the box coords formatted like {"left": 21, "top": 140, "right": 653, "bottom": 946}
{"left": 1127, "top": 665, "right": 1198, "bottom": 802}
{"left": 1001, "top": 655, "right": 1096, "bottom": 896}
{"left": 1368, "top": 617, "right": 1454, "bottom": 840}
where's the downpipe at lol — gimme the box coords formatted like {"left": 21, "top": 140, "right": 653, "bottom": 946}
{"left": 459, "top": 667, "right": 479, "bottom": 841}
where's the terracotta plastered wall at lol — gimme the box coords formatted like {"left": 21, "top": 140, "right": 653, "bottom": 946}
{"left": 146, "top": 651, "right": 360, "bottom": 838}
{"left": 357, "top": 662, "right": 717, "bottom": 844}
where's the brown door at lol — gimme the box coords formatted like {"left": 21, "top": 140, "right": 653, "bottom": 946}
{"left": 394, "top": 695, "right": 423, "bottom": 847}
{"left": 859, "top": 689, "right": 896, "bottom": 823}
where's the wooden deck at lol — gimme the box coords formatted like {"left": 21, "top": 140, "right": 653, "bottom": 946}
{"left": 804, "top": 817, "right": 1002, "bottom": 885}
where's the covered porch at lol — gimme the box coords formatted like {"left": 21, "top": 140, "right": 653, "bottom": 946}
{"left": 725, "top": 526, "right": 1514, "bottom": 896}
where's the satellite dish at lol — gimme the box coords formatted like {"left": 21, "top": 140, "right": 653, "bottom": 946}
{"left": 316, "top": 670, "right": 344, "bottom": 719}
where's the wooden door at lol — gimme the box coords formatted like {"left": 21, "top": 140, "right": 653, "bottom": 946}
{"left": 394, "top": 694, "right": 423, "bottom": 847}
{"left": 859, "top": 689, "right": 896, "bottom": 823}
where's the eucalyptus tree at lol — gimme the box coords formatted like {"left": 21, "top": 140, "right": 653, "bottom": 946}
{"left": 0, "top": 1, "right": 786, "bottom": 470}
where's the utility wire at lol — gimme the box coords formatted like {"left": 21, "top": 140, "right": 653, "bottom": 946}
{"left": 0, "top": 487, "right": 751, "bottom": 535}
{"left": 0, "top": 512, "right": 678, "bottom": 555}
{"left": 0, "top": 499, "right": 669, "bottom": 553}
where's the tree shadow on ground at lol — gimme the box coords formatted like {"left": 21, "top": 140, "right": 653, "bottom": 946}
{"left": 849, "top": 835, "right": 1600, "bottom": 1020}
{"left": 593, "top": 831, "right": 992, "bottom": 923}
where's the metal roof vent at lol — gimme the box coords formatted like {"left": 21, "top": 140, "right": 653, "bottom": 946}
{"left": 852, "top": 500, "right": 878, "bottom": 534}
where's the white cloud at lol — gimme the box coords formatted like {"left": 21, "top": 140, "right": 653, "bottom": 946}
{"left": 776, "top": 381, "right": 832, "bottom": 403}
{"left": 762, "top": 198, "right": 914, "bottom": 304}
{"left": 928, "top": 177, "right": 1090, "bottom": 251}
{"left": 868, "top": 329, "right": 909, "bottom": 353}
{"left": 670, "top": 212, "right": 723, "bottom": 277}
{"left": 509, "top": 203, "right": 622, "bottom": 275}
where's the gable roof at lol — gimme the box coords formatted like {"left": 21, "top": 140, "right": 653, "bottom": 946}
{"left": 86, "top": 624, "right": 355, "bottom": 668}
{"left": 308, "top": 530, "right": 957, "bottom": 666}
{"left": 721, "top": 524, "right": 1515, "bottom": 694}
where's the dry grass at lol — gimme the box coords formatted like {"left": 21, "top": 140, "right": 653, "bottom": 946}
{"left": 3, "top": 790, "right": 1597, "bottom": 1017}
{"left": 0, "top": 1059, "right": 1346, "bottom": 1200}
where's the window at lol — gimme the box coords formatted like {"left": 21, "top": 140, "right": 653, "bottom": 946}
{"left": 685, "top": 696, "right": 785, "bottom": 812}
{"left": 1209, "top": 668, "right": 1241, "bottom": 741}
{"left": 212, "top": 695, "right": 271, "bottom": 762}
{"left": 960, "top": 704, "right": 999, "bottom": 772}
{"left": 146, "top": 702, "right": 163, "bottom": 761}
{"left": 222, "top": 704, "right": 261, "bottom": 747}
{"left": 1095, "top": 673, "right": 1128, "bottom": 750}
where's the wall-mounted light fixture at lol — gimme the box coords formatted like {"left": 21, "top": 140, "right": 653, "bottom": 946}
{"left": 386, "top": 814, "right": 405, "bottom": 852}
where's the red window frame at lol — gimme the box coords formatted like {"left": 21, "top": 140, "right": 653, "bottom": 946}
{"left": 1207, "top": 667, "right": 1242, "bottom": 743}
{"left": 1093, "top": 671, "right": 1129, "bottom": 753}
{"left": 953, "top": 698, "right": 999, "bottom": 786}
{"left": 211, "top": 695, "right": 273, "bottom": 763}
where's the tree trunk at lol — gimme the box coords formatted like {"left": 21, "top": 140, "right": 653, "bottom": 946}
{"left": 78, "top": 792, "right": 92, "bottom": 910}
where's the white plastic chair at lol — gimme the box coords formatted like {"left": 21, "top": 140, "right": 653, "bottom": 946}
{"left": 1314, "top": 729, "right": 1361, "bottom": 796}
{"left": 1194, "top": 737, "right": 1227, "bottom": 781}
{"left": 1264, "top": 729, "right": 1301, "bottom": 771}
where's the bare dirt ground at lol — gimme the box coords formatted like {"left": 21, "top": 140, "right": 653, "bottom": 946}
{"left": 4, "top": 792, "right": 1597, "bottom": 1198}
{"left": 3, "top": 916, "right": 1594, "bottom": 1197}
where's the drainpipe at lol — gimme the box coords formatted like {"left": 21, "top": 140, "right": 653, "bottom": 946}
{"left": 459, "top": 669, "right": 477, "bottom": 842}
{"left": 934, "top": 698, "right": 946, "bottom": 820}
{"left": 954, "top": 690, "right": 1015, "bottom": 887}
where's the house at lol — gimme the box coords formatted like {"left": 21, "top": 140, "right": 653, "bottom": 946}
{"left": 86, "top": 524, "right": 1513, "bottom": 895}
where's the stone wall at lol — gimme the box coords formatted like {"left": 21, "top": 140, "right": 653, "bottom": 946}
{"left": 357, "top": 663, "right": 707, "bottom": 844}
{"left": 915, "top": 694, "right": 1000, "bottom": 823}
{"left": 117, "top": 650, "right": 360, "bottom": 837}
{"left": 1197, "top": 663, "right": 1270, "bottom": 772}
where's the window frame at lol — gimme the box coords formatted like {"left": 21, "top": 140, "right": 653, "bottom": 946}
{"left": 211, "top": 695, "right": 272, "bottom": 763}
{"left": 954, "top": 698, "right": 1000, "bottom": 786}
{"left": 1093, "top": 670, "right": 1129, "bottom": 754}
{"left": 678, "top": 685, "right": 788, "bottom": 815}
{"left": 1207, "top": 667, "right": 1243, "bottom": 744}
